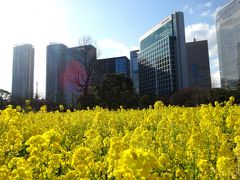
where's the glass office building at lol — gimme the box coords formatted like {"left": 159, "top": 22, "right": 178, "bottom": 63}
{"left": 116, "top": 57, "right": 130, "bottom": 77}
{"left": 138, "top": 12, "right": 189, "bottom": 98}
{"left": 216, "top": 0, "right": 240, "bottom": 89}
{"left": 186, "top": 40, "right": 211, "bottom": 89}
{"left": 12, "top": 44, "right": 34, "bottom": 100}
{"left": 98, "top": 56, "right": 130, "bottom": 78}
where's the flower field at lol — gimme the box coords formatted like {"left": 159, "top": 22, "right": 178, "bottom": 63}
{"left": 0, "top": 98, "right": 240, "bottom": 179}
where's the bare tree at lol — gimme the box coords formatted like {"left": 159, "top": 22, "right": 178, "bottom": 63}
{"left": 64, "top": 35, "right": 102, "bottom": 107}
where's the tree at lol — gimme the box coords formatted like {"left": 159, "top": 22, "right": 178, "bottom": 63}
{"left": 31, "top": 91, "right": 48, "bottom": 111}
{"left": 233, "top": 80, "right": 240, "bottom": 104}
{"left": 95, "top": 74, "right": 139, "bottom": 109}
{"left": 211, "top": 78, "right": 220, "bottom": 88}
{"left": 169, "top": 88, "right": 208, "bottom": 106}
{"left": 64, "top": 35, "right": 102, "bottom": 108}
{"left": 139, "top": 95, "right": 157, "bottom": 109}
{"left": 0, "top": 89, "right": 11, "bottom": 109}
{"left": 206, "top": 88, "right": 231, "bottom": 104}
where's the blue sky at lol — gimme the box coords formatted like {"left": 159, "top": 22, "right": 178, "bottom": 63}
{"left": 0, "top": 0, "right": 230, "bottom": 95}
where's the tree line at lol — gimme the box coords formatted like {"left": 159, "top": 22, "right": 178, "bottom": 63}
{"left": 2, "top": 75, "right": 240, "bottom": 111}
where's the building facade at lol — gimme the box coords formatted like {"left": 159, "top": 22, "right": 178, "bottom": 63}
{"left": 46, "top": 43, "right": 67, "bottom": 104}
{"left": 64, "top": 45, "right": 97, "bottom": 106}
{"left": 97, "top": 56, "right": 130, "bottom": 78}
{"left": 12, "top": 44, "right": 34, "bottom": 100}
{"left": 216, "top": 0, "right": 240, "bottom": 89}
{"left": 138, "top": 12, "right": 189, "bottom": 98}
{"left": 130, "top": 50, "right": 139, "bottom": 93}
{"left": 46, "top": 44, "right": 98, "bottom": 107}
{"left": 186, "top": 39, "right": 211, "bottom": 89}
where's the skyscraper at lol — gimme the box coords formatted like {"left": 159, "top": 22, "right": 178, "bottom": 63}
{"left": 138, "top": 12, "right": 189, "bottom": 98}
{"left": 12, "top": 44, "right": 34, "bottom": 100}
{"left": 130, "top": 50, "right": 139, "bottom": 93}
{"left": 186, "top": 39, "right": 211, "bottom": 89}
{"left": 216, "top": 0, "right": 240, "bottom": 89}
{"left": 46, "top": 43, "right": 67, "bottom": 104}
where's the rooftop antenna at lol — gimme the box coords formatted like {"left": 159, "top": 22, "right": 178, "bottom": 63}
{"left": 35, "top": 82, "right": 39, "bottom": 99}
{"left": 193, "top": 36, "right": 196, "bottom": 42}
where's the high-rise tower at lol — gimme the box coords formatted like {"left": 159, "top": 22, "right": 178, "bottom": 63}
{"left": 186, "top": 40, "right": 211, "bottom": 89}
{"left": 12, "top": 44, "right": 34, "bottom": 100}
{"left": 138, "top": 12, "right": 189, "bottom": 98}
{"left": 216, "top": 0, "right": 240, "bottom": 89}
{"left": 46, "top": 43, "right": 67, "bottom": 104}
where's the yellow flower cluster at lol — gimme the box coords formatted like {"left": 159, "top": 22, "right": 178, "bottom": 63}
{"left": 0, "top": 97, "right": 240, "bottom": 179}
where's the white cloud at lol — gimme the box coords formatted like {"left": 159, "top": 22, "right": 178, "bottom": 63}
{"left": 210, "top": 58, "right": 219, "bottom": 72}
{"left": 211, "top": 69, "right": 221, "bottom": 87}
{"left": 130, "top": 45, "right": 139, "bottom": 51}
{"left": 188, "top": 8, "right": 194, "bottom": 15}
{"left": 209, "top": 44, "right": 218, "bottom": 59}
{"left": 204, "top": 2, "right": 212, "bottom": 7}
{"left": 185, "top": 23, "right": 220, "bottom": 87}
{"left": 97, "top": 38, "right": 138, "bottom": 59}
{"left": 198, "top": 2, "right": 212, "bottom": 8}
{"left": 183, "top": 5, "right": 189, "bottom": 11}
{"left": 183, "top": 5, "right": 194, "bottom": 15}
{"left": 201, "top": 10, "right": 210, "bottom": 17}
{"left": 208, "top": 57, "right": 220, "bottom": 88}
{"left": 185, "top": 23, "right": 217, "bottom": 56}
